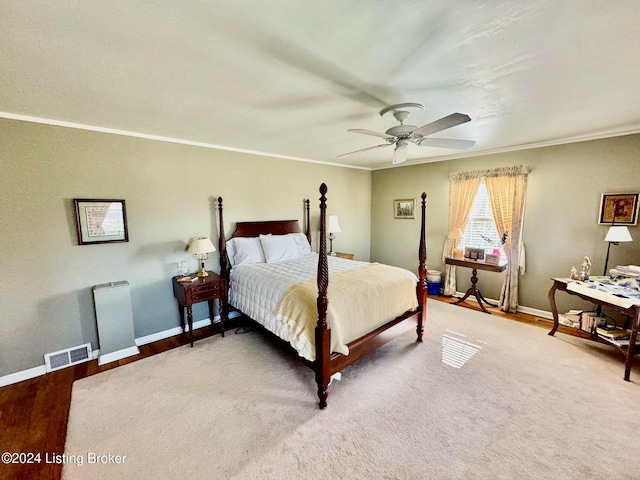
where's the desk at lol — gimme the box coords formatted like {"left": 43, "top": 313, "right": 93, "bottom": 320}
{"left": 445, "top": 257, "right": 508, "bottom": 314}
{"left": 548, "top": 278, "right": 640, "bottom": 381}
{"left": 172, "top": 272, "right": 227, "bottom": 347}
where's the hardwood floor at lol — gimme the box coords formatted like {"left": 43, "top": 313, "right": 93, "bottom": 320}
{"left": 0, "top": 321, "right": 232, "bottom": 480}
{"left": 0, "top": 368, "right": 74, "bottom": 480}
{"left": 0, "top": 301, "right": 567, "bottom": 480}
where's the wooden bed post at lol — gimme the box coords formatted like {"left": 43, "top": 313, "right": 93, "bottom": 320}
{"left": 217, "top": 197, "right": 229, "bottom": 281}
{"left": 315, "top": 183, "right": 331, "bottom": 409}
{"left": 416, "top": 192, "right": 428, "bottom": 342}
{"left": 304, "top": 198, "right": 311, "bottom": 245}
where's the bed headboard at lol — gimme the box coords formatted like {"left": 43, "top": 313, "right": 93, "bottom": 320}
{"left": 216, "top": 198, "right": 311, "bottom": 279}
{"left": 231, "top": 220, "right": 302, "bottom": 238}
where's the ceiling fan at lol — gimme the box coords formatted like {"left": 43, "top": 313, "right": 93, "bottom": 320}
{"left": 338, "top": 103, "right": 475, "bottom": 164}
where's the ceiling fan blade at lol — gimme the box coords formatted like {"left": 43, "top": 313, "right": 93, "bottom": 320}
{"left": 337, "top": 143, "right": 392, "bottom": 157}
{"left": 418, "top": 138, "right": 476, "bottom": 150}
{"left": 348, "top": 129, "right": 395, "bottom": 140}
{"left": 412, "top": 113, "right": 471, "bottom": 137}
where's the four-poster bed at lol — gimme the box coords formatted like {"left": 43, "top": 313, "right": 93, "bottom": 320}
{"left": 217, "top": 183, "right": 428, "bottom": 408}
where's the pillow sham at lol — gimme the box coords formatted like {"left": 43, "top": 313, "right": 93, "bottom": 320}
{"left": 227, "top": 236, "right": 266, "bottom": 267}
{"left": 260, "top": 234, "right": 301, "bottom": 263}
{"left": 289, "top": 232, "right": 312, "bottom": 256}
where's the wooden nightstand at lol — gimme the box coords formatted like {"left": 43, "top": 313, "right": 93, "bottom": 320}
{"left": 172, "top": 272, "right": 227, "bottom": 347}
{"left": 331, "top": 252, "right": 355, "bottom": 260}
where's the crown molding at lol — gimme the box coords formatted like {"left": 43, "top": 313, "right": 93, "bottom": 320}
{"left": 0, "top": 112, "right": 370, "bottom": 171}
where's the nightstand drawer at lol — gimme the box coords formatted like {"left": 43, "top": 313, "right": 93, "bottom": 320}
{"left": 191, "top": 283, "right": 221, "bottom": 301}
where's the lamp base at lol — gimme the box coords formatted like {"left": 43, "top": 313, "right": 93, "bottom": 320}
{"left": 197, "top": 262, "right": 209, "bottom": 277}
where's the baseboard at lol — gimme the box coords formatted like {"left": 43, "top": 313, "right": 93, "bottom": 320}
{"left": 134, "top": 319, "right": 211, "bottom": 347}
{"left": 517, "top": 305, "right": 553, "bottom": 320}
{"left": 98, "top": 346, "right": 141, "bottom": 366}
{"left": 449, "top": 291, "right": 553, "bottom": 319}
{"left": 0, "top": 365, "right": 47, "bottom": 388}
{"left": 0, "top": 311, "right": 241, "bottom": 388}
{"left": 134, "top": 311, "right": 241, "bottom": 346}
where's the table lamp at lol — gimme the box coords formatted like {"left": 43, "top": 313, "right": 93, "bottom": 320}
{"left": 328, "top": 215, "right": 341, "bottom": 255}
{"left": 448, "top": 227, "right": 465, "bottom": 259}
{"left": 188, "top": 237, "right": 216, "bottom": 277}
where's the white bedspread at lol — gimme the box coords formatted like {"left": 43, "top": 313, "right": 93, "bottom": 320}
{"left": 229, "top": 252, "right": 418, "bottom": 361}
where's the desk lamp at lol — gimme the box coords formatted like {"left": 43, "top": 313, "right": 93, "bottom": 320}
{"left": 188, "top": 237, "right": 216, "bottom": 277}
{"left": 602, "top": 226, "right": 632, "bottom": 276}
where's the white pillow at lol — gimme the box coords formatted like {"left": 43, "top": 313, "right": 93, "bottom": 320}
{"left": 289, "top": 232, "right": 312, "bottom": 256}
{"left": 226, "top": 237, "right": 266, "bottom": 267}
{"left": 260, "top": 234, "right": 301, "bottom": 263}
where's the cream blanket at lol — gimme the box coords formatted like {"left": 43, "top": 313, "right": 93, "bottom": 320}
{"left": 275, "top": 263, "right": 418, "bottom": 360}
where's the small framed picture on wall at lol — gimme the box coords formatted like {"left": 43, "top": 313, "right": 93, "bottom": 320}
{"left": 394, "top": 199, "right": 416, "bottom": 219}
{"left": 598, "top": 193, "right": 639, "bottom": 225}
{"left": 74, "top": 198, "right": 129, "bottom": 245}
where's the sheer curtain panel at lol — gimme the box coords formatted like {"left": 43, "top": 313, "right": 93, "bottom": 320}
{"left": 485, "top": 166, "right": 529, "bottom": 312}
{"left": 443, "top": 172, "right": 481, "bottom": 296}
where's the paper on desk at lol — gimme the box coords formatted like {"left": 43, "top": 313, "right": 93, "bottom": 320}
{"left": 566, "top": 281, "right": 640, "bottom": 309}
{"left": 614, "top": 265, "right": 640, "bottom": 276}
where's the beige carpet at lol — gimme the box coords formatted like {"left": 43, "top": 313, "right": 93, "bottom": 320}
{"left": 63, "top": 300, "right": 640, "bottom": 480}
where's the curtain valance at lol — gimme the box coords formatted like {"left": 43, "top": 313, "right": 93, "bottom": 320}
{"left": 449, "top": 165, "right": 530, "bottom": 182}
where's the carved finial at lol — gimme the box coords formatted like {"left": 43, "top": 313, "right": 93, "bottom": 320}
{"left": 421, "top": 192, "right": 426, "bottom": 201}
{"left": 320, "top": 183, "right": 327, "bottom": 195}
{"left": 218, "top": 196, "right": 223, "bottom": 207}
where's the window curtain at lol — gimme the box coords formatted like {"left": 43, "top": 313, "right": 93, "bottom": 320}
{"left": 485, "top": 165, "right": 529, "bottom": 312}
{"left": 442, "top": 172, "right": 481, "bottom": 296}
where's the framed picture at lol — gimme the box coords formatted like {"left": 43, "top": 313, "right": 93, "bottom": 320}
{"left": 73, "top": 199, "right": 129, "bottom": 245}
{"left": 394, "top": 199, "right": 416, "bottom": 219}
{"left": 485, "top": 253, "right": 500, "bottom": 265}
{"left": 464, "top": 247, "right": 485, "bottom": 261}
{"left": 598, "top": 193, "right": 638, "bottom": 225}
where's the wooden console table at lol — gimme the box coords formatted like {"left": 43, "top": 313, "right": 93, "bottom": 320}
{"left": 548, "top": 278, "right": 640, "bottom": 381}
{"left": 445, "top": 257, "right": 508, "bottom": 314}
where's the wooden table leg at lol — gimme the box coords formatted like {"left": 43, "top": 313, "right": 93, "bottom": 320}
{"left": 547, "top": 281, "right": 560, "bottom": 336}
{"left": 204, "top": 299, "right": 227, "bottom": 338}
{"left": 186, "top": 305, "right": 194, "bottom": 348}
{"left": 219, "top": 297, "right": 226, "bottom": 337}
{"left": 476, "top": 289, "right": 498, "bottom": 308}
{"left": 178, "top": 305, "right": 186, "bottom": 332}
{"left": 207, "top": 299, "right": 216, "bottom": 337}
{"left": 624, "top": 310, "right": 639, "bottom": 381}
{"left": 452, "top": 268, "right": 493, "bottom": 314}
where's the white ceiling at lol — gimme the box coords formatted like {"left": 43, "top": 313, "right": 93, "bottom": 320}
{"left": 2, "top": 1, "right": 640, "bottom": 170}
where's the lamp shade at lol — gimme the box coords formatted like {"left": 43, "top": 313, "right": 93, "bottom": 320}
{"left": 448, "top": 227, "right": 464, "bottom": 240}
{"left": 605, "top": 226, "right": 632, "bottom": 243}
{"left": 328, "top": 215, "right": 342, "bottom": 234}
{"left": 392, "top": 142, "right": 408, "bottom": 165}
{"left": 187, "top": 237, "right": 216, "bottom": 254}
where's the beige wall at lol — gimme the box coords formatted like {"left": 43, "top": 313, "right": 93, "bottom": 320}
{"left": 371, "top": 134, "right": 640, "bottom": 314}
{"left": 0, "top": 119, "right": 371, "bottom": 376}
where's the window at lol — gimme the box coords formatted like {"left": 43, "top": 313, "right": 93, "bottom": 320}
{"left": 458, "top": 180, "right": 505, "bottom": 256}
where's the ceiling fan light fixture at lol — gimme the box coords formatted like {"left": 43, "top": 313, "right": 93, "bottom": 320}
{"left": 392, "top": 140, "right": 409, "bottom": 165}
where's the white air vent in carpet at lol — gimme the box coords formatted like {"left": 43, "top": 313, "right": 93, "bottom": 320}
{"left": 44, "top": 343, "right": 92, "bottom": 372}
